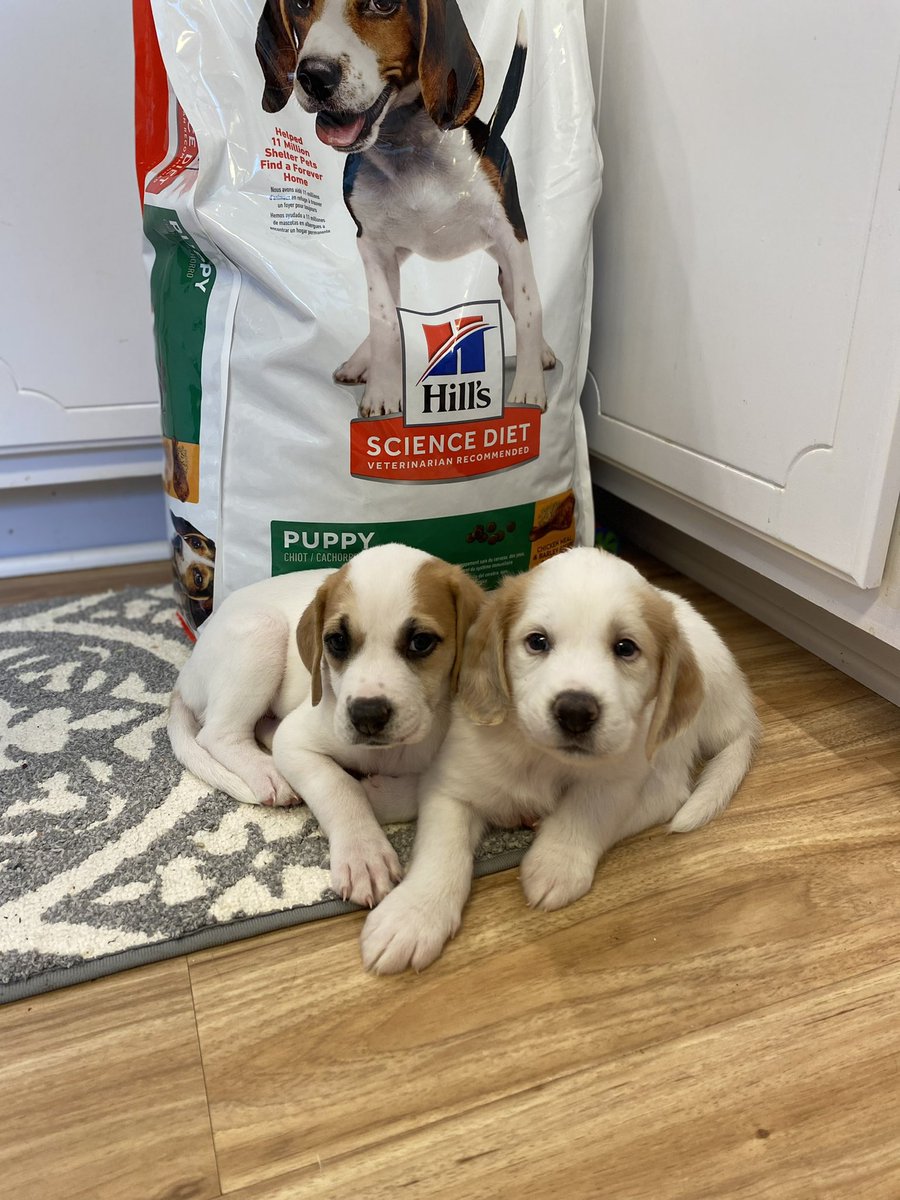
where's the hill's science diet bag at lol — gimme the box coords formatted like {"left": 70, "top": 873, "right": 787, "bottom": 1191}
{"left": 134, "top": 0, "right": 602, "bottom": 630}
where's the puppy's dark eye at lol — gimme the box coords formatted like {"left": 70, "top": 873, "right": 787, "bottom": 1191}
{"left": 525, "top": 632, "right": 551, "bottom": 654}
{"left": 324, "top": 630, "right": 350, "bottom": 659}
{"left": 407, "top": 631, "right": 439, "bottom": 658}
{"left": 192, "top": 569, "right": 204, "bottom": 589}
{"left": 367, "top": 0, "right": 400, "bottom": 14}
{"left": 292, "top": 0, "right": 313, "bottom": 11}
{"left": 613, "top": 638, "right": 640, "bottom": 660}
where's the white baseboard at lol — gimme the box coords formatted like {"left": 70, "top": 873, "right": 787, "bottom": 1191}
{"left": 0, "top": 540, "right": 170, "bottom": 581}
{"left": 0, "top": 441, "right": 164, "bottom": 490}
{"left": 603, "top": 495, "right": 900, "bottom": 708}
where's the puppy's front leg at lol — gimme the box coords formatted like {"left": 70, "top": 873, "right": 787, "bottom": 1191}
{"left": 492, "top": 231, "right": 553, "bottom": 411}
{"left": 519, "top": 779, "right": 640, "bottom": 912}
{"left": 335, "top": 249, "right": 408, "bottom": 387}
{"left": 355, "top": 238, "right": 403, "bottom": 418}
{"left": 360, "top": 790, "right": 485, "bottom": 974}
{"left": 280, "top": 747, "right": 402, "bottom": 907}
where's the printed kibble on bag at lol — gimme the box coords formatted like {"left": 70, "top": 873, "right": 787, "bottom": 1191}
{"left": 136, "top": 0, "right": 602, "bottom": 627}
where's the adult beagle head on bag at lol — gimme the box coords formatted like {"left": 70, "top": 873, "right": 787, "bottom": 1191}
{"left": 256, "top": 0, "right": 485, "bottom": 151}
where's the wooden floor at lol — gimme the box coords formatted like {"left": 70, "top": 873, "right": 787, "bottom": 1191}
{"left": 1, "top": 555, "right": 898, "bottom": 1200}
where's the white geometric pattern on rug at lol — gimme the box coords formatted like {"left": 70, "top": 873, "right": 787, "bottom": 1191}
{"left": 0, "top": 585, "right": 531, "bottom": 998}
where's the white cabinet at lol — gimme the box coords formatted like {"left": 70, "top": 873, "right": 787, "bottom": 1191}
{"left": 0, "top": 1, "right": 161, "bottom": 488}
{"left": 585, "top": 0, "right": 900, "bottom": 590}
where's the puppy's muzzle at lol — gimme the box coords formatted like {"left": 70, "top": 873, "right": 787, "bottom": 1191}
{"left": 297, "top": 58, "right": 342, "bottom": 104}
{"left": 552, "top": 691, "right": 601, "bottom": 737}
{"left": 348, "top": 696, "right": 394, "bottom": 738}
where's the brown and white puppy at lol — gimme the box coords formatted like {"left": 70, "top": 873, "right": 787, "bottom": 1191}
{"left": 169, "top": 543, "right": 483, "bottom": 906}
{"left": 360, "top": 547, "right": 760, "bottom": 972}
{"left": 256, "top": 1, "right": 555, "bottom": 416}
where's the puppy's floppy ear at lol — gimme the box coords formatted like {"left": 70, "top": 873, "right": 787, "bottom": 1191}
{"left": 456, "top": 573, "right": 526, "bottom": 726}
{"left": 256, "top": 0, "right": 298, "bottom": 113}
{"left": 416, "top": 0, "right": 485, "bottom": 129}
{"left": 446, "top": 567, "right": 486, "bottom": 695}
{"left": 296, "top": 572, "right": 341, "bottom": 707}
{"left": 643, "top": 591, "right": 704, "bottom": 759}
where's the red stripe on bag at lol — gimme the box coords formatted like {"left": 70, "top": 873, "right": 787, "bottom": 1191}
{"left": 176, "top": 612, "right": 198, "bottom": 643}
{"left": 145, "top": 105, "right": 200, "bottom": 197}
{"left": 132, "top": 0, "right": 171, "bottom": 208}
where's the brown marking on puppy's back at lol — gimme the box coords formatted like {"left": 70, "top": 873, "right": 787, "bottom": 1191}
{"left": 457, "top": 570, "right": 531, "bottom": 725}
{"left": 639, "top": 586, "right": 704, "bottom": 757}
{"left": 464, "top": 120, "right": 528, "bottom": 243}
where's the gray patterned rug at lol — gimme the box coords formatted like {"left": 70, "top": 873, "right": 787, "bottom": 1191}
{"left": 0, "top": 585, "right": 531, "bottom": 1003}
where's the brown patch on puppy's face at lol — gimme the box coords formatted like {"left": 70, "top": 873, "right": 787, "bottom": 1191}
{"left": 296, "top": 547, "right": 483, "bottom": 747}
{"left": 296, "top": 564, "right": 353, "bottom": 707}
{"left": 178, "top": 561, "right": 214, "bottom": 600}
{"left": 179, "top": 533, "right": 214, "bottom": 562}
{"left": 409, "top": 559, "right": 485, "bottom": 703}
{"left": 347, "top": 2, "right": 418, "bottom": 93}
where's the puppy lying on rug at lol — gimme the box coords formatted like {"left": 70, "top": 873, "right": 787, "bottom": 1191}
{"left": 360, "top": 547, "right": 760, "bottom": 973}
{"left": 168, "top": 543, "right": 483, "bottom": 906}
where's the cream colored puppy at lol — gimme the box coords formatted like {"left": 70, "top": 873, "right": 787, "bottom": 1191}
{"left": 169, "top": 544, "right": 482, "bottom": 906}
{"left": 361, "top": 547, "right": 760, "bottom": 973}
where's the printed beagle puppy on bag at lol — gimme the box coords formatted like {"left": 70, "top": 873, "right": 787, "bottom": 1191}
{"left": 255, "top": 0, "right": 555, "bottom": 418}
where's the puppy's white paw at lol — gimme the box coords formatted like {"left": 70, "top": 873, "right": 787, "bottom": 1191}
{"left": 334, "top": 360, "right": 369, "bottom": 385}
{"left": 255, "top": 770, "right": 300, "bottom": 808}
{"left": 519, "top": 841, "right": 595, "bottom": 912}
{"left": 334, "top": 338, "right": 370, "bottom": 385}
{"left": 507, "top": 373, "right": 548, "bottom": 412}
{"left": 360, "top": 884, "right": 459, "bottom": 974}
{"left": 330, "top": 834, "right": 403, "bottom": 908}
{"left": 358, "top": 390, "right": 401, "bottom": 418}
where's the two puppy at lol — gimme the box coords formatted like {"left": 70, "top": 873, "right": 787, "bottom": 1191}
{"left": 169, "top": 544, "right": 759, "bottom": 967}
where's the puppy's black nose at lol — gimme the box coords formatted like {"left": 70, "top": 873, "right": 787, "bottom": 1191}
{"left": 348, "top": 696, "right": 394, "bottom": 737}
{"left": 552, "top": 691, "right": 601, "bottom": 736}
{"left": 297, "top": 58, "right": 342, "bottom": 103}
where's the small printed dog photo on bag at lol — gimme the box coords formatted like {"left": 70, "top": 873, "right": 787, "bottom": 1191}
{"left": 170, "top": 514, "right": 216, "bottom": 630}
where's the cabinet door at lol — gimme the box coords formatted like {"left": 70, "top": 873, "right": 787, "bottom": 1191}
{"left": 0, "top": 1, "right": 160, "bottom": 483}
{"left": 585, "top": 0, "right": 900, "bottom": 587}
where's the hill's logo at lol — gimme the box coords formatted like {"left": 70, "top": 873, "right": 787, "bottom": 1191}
{"left": 399, "top": 300, "right": 505, "bottom": 427}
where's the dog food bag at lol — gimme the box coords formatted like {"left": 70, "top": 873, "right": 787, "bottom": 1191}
{"left": 135, "top": 0, "right": 602, "bottom": 630}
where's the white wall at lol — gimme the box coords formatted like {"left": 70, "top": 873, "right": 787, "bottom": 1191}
{"left": 0, "top": 0, "right": 167, "bottom": 579}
